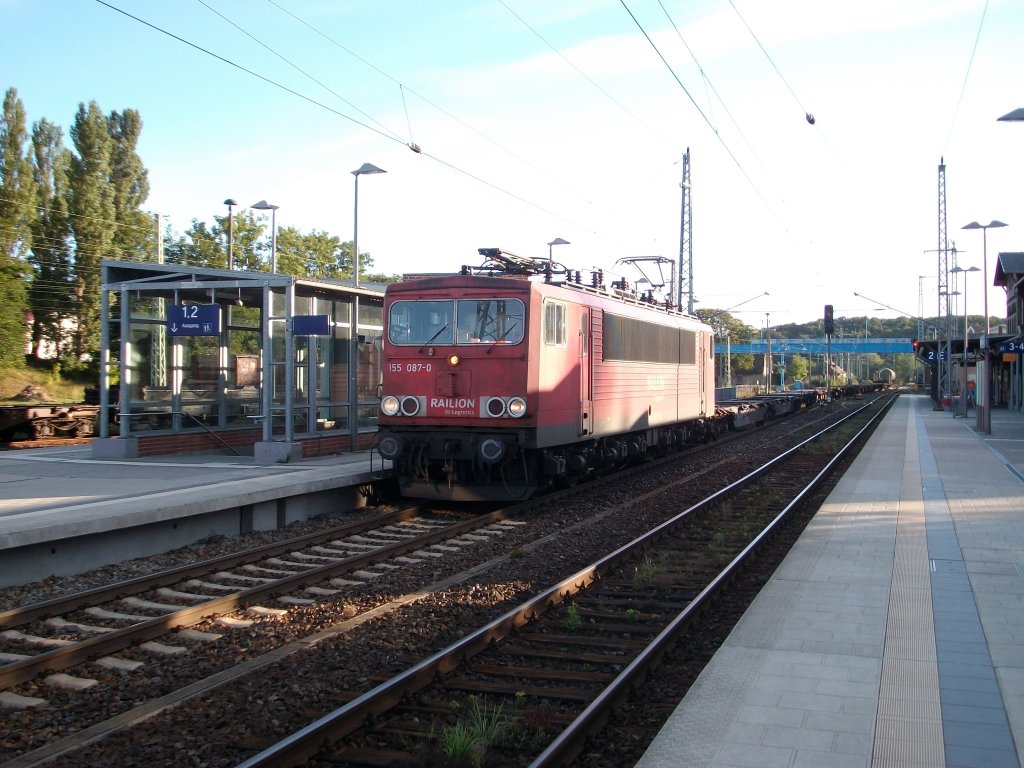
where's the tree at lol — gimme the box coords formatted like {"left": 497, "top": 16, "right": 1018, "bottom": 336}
{"left": 786, "top": 353, "right": 810, "bottom": 384}
{"left": 0, "top": 87, "right": 34, "bottom": 372}
{"left": 29, "top": 118, "right": 74, "bottom": 360}
{"left": 275, "top": 227, "right": 348, "bottom": 279}
{"left": 164, "top": 220, "right": 224, "bottom": 268}
{"left": 68, "top": 101, "right": 116, "bottom": 359}
{"left": 0, "top": 87, "right": 36, "bottom": 259}
{"left": 214, "top": 210, "right": 264, "bottom": 272}
{"left": 697, "top": 307, "right": 757, "bottom": 374}
{"left": 107, "top": 109, "right": 153, "bottom": 261}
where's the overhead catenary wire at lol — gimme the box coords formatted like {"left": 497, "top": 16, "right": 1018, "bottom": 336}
{"left": 727, "top": 0, "right": 815, "bottom": 126}
{"left": 942, "top": 0, "right": 991, "bottom": 154}
{"left": 496, "top": 0, "right": 676, "bottom": 149}
{"left": 263, "top": 0, "right": 593, "bottom": 204}
{"left": 618, "top": 0, "right": 789, "bottom": 234}
{"left": 654, "top": 0, "right": 785, "bottom": 203}
{"left": 195, "top": 0, "right": 403, "bottom": 143}
{"left": 93, "top": 0, "right": 612, "bottom": 240}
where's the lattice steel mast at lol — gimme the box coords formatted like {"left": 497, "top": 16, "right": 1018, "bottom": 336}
{"left": 678, "top": 148, "right": 693, "bottom": 313}
{"left": 937, "top": 158, "right": 952, "bottom": 405}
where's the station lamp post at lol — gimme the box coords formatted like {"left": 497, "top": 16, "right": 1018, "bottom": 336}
{"left": 224, "top": 198, "right": 238, "bottom": 270}
{"left": 349, "top": 163, "right": 387, "bottom": 450}
{"left": 351, "top": 163, "right": 387, "bottom": 287}
{"left": 251, "top": 200, "right": 280, "bottom": 273}
{"left": 962, "top": 219, "right": 1008, "bottom": 433}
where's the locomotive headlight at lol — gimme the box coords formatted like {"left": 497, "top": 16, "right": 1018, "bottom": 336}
{"left": 381, "top": 396, "right": 400, "bottom": 416}
{"left": 507, "top": 397, "right": 527, "bottom": 418}
{"left": 448, "top": 354, "right": 461, "bottom": 366}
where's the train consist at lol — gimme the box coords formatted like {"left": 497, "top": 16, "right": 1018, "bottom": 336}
{"left": 377, "top": 248, "right": 795, "bottom": 502}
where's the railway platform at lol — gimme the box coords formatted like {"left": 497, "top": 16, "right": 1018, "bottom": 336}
{"left": 636, "top": 393, "right": 1024, "bottom": 768}
{"left": 0, "top": 445, "right": 389, "bottom": 587}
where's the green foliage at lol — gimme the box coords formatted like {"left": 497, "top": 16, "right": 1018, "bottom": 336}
{"left": 29, "top": 118, "right": 74, "bottom": 359}
{"left": 0, "top": 254, "right": 28, "bottom": 372}
{"left": 563, "top": 601, "right": 583, "bottom": 631}
{"left": 439, "top": 697, "right": 512, "bottom": 768}
{"left": 786, "top": 353, "right": 810, "bottom": 383}
{"left": 0, "top": 88, "right": 34, "bottom": 374}
{"left": 633, "top": 555, "right": 659, "bottom": 584}
{"left": 276, "top": 226, "right": 348, "bottom": 279}
{"left": 165, "top": 219, "right": 224, "bottom": 268}
{"left": 69, "top": 100, "right": 115, "bottom": 358}
{"left": 696, "top": 307, "right": 758, "bottom": 343}
{"left": 107, "top": 109, "right": 151, "bottom": 261}
{"left": 441, "top": 722, "right": 479, "bottom": 765}
{"left": 0, "top": 87, "right": 37, "bottom": 260}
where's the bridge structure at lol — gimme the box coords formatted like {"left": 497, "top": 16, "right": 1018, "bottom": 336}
{"left": 715, "top": 337, "right": 914, "bottom": 355}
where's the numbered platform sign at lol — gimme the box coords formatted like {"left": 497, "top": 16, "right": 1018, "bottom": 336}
{"left": 167, "top": 304, "right": 221, "bottom": 337}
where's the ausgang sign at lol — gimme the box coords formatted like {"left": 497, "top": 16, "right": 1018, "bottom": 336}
{"left": 167, "top": 304, "right": 221, "bottom": 337}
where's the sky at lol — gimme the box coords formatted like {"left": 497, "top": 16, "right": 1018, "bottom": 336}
{"left": 2, "top": 0, "right": 1023, "bottom": 329}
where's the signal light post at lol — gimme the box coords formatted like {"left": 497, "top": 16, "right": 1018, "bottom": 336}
{"left": 824, "top": 305, "right": 834, "bottom": 392}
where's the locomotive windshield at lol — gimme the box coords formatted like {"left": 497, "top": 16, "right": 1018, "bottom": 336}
{"left": 388, "top": 299, "right": 525, "bottom": 346}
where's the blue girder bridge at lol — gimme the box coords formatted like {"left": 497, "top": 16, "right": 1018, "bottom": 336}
{"left": 716, "top": 338, "right": 914, "bottom": 355}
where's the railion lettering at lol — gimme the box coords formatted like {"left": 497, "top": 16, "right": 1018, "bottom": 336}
{"left": 430, "top": 397, "right": 476, "bottom": 410}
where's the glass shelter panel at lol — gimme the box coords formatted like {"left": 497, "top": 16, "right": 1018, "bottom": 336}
{"left": 357, "top": 301, "right": 384, "bottom": 430}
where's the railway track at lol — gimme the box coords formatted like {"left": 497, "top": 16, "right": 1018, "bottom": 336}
{"left": 236, "top": 395, "right": 896, "bottom": 767}
{"left": 0, "top": 509, "right": 523, "bottom": 695}
{"left": 0, "top": 394, "right": 889, "bottom": 767}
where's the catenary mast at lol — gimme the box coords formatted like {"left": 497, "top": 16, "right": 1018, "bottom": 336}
{"left": 937, "top": 158, "right": 952, "bottom": 405}
{"left": 678, "top": 148, "right": 693, "bottom": 313}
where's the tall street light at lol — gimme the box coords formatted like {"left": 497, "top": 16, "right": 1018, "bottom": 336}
{"left": 349, "top": 163, "right": 386, "bottom": 451}
{"left": 224, "top": 198, "right": 238, "bottom": 270}
{"left": 962, "top": 219, "right": 1008, "bottom": 433}
{"left": 962, "top": 220, "right": 1008, "bottom": 336}
{"left": 251, "top": 200, "right": 280, "bottom": 273}
{"left": 951, "top": 265, "right": 979, "bottom": 417}
{"left": 351, "top": 163, "right": 387, "bottom": 287}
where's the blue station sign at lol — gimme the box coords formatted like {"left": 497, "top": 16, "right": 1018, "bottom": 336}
{"left": 998, "top": 339, "right": 1024, "bottom": 353}
{"left": 167, "top": 304, "right": 221, "bottom": 337}
{"left": 293, "top": 314, "right": 331, "bottom": 336}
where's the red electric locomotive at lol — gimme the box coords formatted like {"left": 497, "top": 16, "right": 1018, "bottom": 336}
{"left": 376, "top": 248, "right": 719, "bottom": 501}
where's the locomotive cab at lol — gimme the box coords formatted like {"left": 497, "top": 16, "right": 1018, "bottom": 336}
{"left": 378, "top": 276, "right": 539, "bottom": 501}
{"left": 377, "top": 254, "right": 718, "bottom": 503}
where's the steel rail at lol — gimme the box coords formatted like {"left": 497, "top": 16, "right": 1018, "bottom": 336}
{"left": 234, "top": 394, "right": 897, "bottom": 768}
{"left": 0, "top": 508, "right": 417, "bottom": 629}
{"left": 529, "top": 393, "right": 898, "bottom": 766}
{"left": 0, "top": 509, "right": 511, "bottom": 690}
